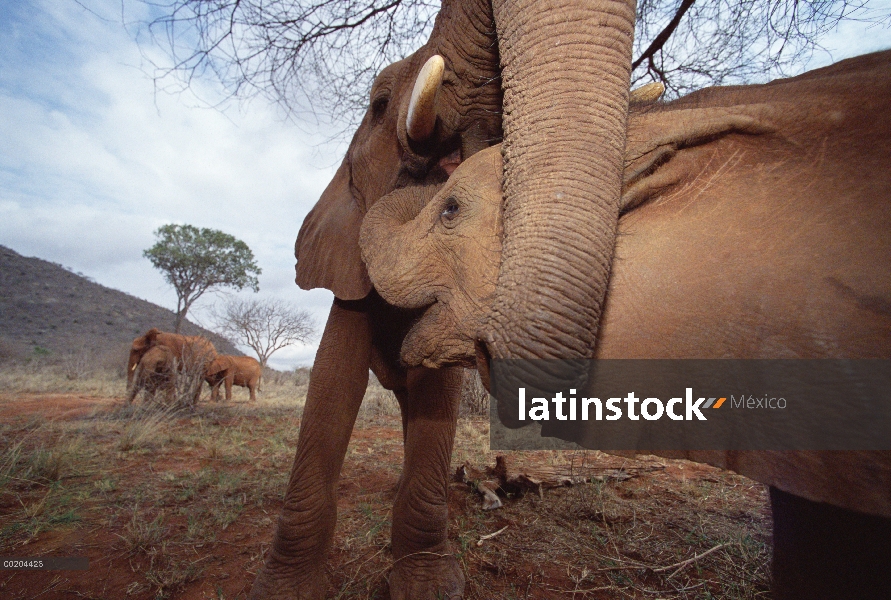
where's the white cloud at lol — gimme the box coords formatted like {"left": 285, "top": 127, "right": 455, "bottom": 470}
{"left": 0, "top": 0, "right": 339, "bottom": 367}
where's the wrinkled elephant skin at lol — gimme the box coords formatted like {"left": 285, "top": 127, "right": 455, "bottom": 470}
{"left": 361, "top": 51, "right": 891, "bottom": 598}
{"left": 255, "top": 0, "right": 639, "bottom": 597}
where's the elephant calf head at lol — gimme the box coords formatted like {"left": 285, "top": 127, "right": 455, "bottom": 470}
{"left": 359, "top": 88, "right": 788, "bottom": 372}
{"left": 360, "top": 146, "right": 504, "bottom": 369}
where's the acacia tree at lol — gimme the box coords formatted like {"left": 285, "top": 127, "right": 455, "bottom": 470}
{"left": 140, "top": 0, "right": 879, "bottom": 125}
{"left": 214, "top": 298, "right": 315, "bottom": 368}
{"left": 144, "top": 224, "right": 261, "bottom": 332}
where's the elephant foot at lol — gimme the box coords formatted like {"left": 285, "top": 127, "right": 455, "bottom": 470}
{"left": 248, "top": 562, "right": 328, "bottom": 600}
{"left": 388, "top": 552, "right": 464, "bottom": 600}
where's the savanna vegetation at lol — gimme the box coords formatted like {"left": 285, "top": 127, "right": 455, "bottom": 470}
{"left": 0, "top": 357, "right": 771, "bottom": 599}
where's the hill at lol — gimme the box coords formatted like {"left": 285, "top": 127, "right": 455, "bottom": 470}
{"left": 0, "top": 245, "right": 241, "bottom": 364}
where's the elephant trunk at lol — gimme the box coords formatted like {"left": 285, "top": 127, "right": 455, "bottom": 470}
{"left": 483, "top": 0, "right": 636, "bottom": 367}
{"left": 360, "top": 185, "right": 441, "bottom": 309}
{"left": 126, "top": 352, "right": 140, "bottom": 390}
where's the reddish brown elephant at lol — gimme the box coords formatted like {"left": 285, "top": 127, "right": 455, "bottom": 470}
{"left": 257, "top": 0, "right": 643, "bottom": 596}
{"left": 205, "top": 355, "right": 262, "bottom": 402}
{"left": 126, "top": 344, "right": 175, "bottom": 404}
{"left": 361, "top": 51, "right": 891, "bottom": 599}
{"left": 127, "top": 328, "right": 217, "bottom": 405}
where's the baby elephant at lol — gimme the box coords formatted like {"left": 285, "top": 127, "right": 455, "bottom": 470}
{"left": 359, "top": 127, "right": 891, "bottom": 597}
{"left": 205, "top": 355, "right": 262, "bottom": 402}
{"left": 127, "top": 344, "right": 175, "bottom": 403}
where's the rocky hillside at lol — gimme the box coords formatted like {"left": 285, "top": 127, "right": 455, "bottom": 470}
{"left": 0, "top": 245, "right": 240, "bottom": 364}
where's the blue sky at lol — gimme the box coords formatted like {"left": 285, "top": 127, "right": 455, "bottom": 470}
{"left": 1, "top": 0, "right": 890, "bottom": 369}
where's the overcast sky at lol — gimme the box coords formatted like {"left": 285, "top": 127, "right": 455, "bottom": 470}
{"left": 1, "top": 1, "right": 890, "bottom": 370}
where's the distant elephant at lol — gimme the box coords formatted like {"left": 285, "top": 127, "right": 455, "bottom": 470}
{"left": 127, "top": 328, "right": 217, "bottom": 405}
{"left": 126, "top": 344, "right": 175, "bottom": 404}
{"left": 205, "top": 355, "right": 262, "bottom": 402}
{"left": 360, "top": 51, "right": 891, "bottom": 599}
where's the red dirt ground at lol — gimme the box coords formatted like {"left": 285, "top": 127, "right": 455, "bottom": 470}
{"left": 0, "top": 393, "right": 771, "bottom": 599}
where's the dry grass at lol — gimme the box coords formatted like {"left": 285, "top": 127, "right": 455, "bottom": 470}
{"left": 448, "top": 419, "right": 771, "bottom": 599}
{"left": 0, "top": 356, "right": 125, "bottom": 396}
{"left": 0, "top": 363, "right": 772, "bottom": 599}
{"left": 360, "top": 373, "right": 401, "bottom": 419}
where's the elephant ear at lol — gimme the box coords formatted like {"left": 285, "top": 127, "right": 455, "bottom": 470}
{"left": 294, "top": 161, "right": 372, "bottom": 300}
{"left": 141, "top": 328, "right": 161, "bottom": 348}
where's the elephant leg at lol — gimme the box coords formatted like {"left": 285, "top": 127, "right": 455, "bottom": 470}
{"left": 249, "top": 382, "right": 257, "bottom": 402}
{"left": 126, "top": 377, "right": 140, "bottom": 404}
{"left": 249, "top": 299, "right": 371, "bottom": 600}
{"left": 770, "top": 486, "right": 891, "bottom": 599}
{"left": 389, "top": 366, "right": 464, "bottom": 600}
{"left": 225, "top": 376, "right": 234, "bottom": 402}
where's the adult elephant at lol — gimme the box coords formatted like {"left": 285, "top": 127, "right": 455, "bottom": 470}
{"left": 360, "top": 50, "right": 891, "bottom": 598}
{"left": 205, "top": 355, "right": 262, "bottom": 402}
{"left": 126, "top": 328, "right": 218, "bottom": 405}
{"left": 255, "top": 0, "right": 638, "bottom": 598}
{"left": 126, "top": 344, "right": 175, "bottom": 404}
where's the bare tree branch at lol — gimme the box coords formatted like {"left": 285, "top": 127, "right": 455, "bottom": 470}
{"left": 138, "top": 0, "right": 880, "bottom": 127}
{"left": 631, "top": 0, "right": 873, "bottom": 97}
{"left": 633, "top": 0, "right": 697, "bottom": 71}
{"left": 213, "top": 298, "right": 316, "bottom": 367}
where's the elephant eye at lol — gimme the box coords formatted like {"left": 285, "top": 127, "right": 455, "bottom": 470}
{"left": 371, "top": 95, "right": 389, "bottom": 120}
{"left": 440, "top": 197, "right": 460, "bottom": 222}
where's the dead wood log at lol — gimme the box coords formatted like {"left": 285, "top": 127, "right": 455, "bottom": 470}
{"left": 454, "top": 455, "right": 664, "bottom": 510}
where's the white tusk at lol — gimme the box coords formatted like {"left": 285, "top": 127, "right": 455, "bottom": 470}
{"left": 406, "top": 55, "right": 445, "bottom": 142}
{"left": 630, "top": 81, "right": 665, "bottom": 105}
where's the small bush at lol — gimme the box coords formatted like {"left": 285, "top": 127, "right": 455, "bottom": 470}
{"left": 359, "top": 374, "right": 400, "bottom": 418}
{"left": 119, "top": 507, "right": 167, "bottom": 554}
{"left": 118, "top": 404, "right": 176, "bottom": 452}
{"left": 170, "top": 350, "right": 212, "bottom": 408}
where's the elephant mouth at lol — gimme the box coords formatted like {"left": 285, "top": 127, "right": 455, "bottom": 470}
{"left": 400, "top": 299, "right": 478, "bottom": 370}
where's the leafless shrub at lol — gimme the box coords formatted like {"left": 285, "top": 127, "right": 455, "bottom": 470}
{"left": 292, "top": 367, "right": 311, "bottom": 388}
{"left": 212, "top": 298, "right": 316, "bottom": 369}
{"left": 169, "top": 350, "right": 213, "bottom": 408}
{"left": 61, "top": 347, "right": 95, "bottom": 381}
